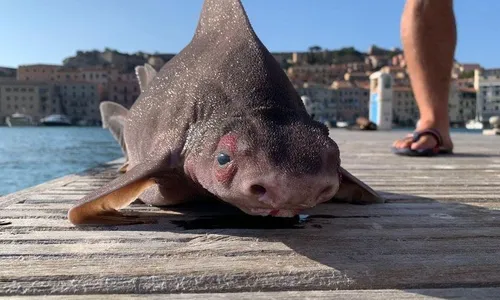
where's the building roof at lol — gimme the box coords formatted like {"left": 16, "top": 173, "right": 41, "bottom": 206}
{"left": 18, "top": 64, "right": 61, "bottom": 68}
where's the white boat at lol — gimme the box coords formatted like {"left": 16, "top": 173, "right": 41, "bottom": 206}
{"left": 40, "top": 114, "right": 72, "bottom": 126}
{"left": 336, "top": 121, "right": 349, "bottom": 128}
{"left": 465, "top": 119, "right": 483, "bottom": 130}
{"left": 5, "top": 113, "right": 34, "bottom": 127}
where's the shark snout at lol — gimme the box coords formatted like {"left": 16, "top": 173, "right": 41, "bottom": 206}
{"left": 243, "top": 174, "right": 339, "bottom": 210}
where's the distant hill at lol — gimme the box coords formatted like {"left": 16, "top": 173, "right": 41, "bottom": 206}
{"left": 62, "top": 48, "right": 176, "bottom": 72}
{"left": 61, "top": 45, "right": 401, "bottom": 71}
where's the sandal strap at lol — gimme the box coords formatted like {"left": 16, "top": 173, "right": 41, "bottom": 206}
{"left": 412, "top": 128, "right": 443, "bottom": 147}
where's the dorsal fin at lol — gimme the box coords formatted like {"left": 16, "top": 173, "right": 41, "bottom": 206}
{"left": 135, "top": 64, "right": 157, "bottom": 93}
{"left": 193, "top": 0, "right": 256, "bottom": 42}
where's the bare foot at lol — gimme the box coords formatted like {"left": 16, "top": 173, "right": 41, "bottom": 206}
{"left": 392, "top": 121, "right": 453, "bottom": 152}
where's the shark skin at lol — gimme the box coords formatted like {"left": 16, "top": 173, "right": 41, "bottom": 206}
{"left": 68, "top": 0, "right": 383, "bottom": 226}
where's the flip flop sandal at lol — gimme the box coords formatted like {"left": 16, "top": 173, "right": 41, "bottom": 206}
{"left": 391, "top": 128, "right": 453, "bottom": 157}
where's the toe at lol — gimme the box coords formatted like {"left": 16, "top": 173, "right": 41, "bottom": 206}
{"left": 410, "top": 135, "right": 438, "bottom": 151}
{"left": 393, "top": 137, "right": 413, "bottom": 149}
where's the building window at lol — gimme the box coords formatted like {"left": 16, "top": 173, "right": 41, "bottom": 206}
{"left": 6, "top": 96, "right": 10, "bottom": 100}
{"left": 114, "top": 95, "right": 118, "bottom": 101}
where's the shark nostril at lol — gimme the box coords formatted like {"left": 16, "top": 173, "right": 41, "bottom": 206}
{"left": 250, "top": 184, "right": 267, "bottom": 196}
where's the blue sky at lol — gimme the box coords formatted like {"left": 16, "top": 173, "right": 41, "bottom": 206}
{"left": 1, "top": 0, "right": 499, "bottom": 68}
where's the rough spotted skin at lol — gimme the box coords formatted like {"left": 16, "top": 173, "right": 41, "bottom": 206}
{"left": 116, "top": 0, "right": 341, "bottom": 217}
{"left": 68, "top": 0, "right": 382, "bottom": 225}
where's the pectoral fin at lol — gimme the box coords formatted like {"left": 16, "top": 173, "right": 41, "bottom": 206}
{"left": 68, "top": 155, "right": 173, "bottom": 226}
{"left": 68, "top": 178, "right": 155, "bottom": 226}
{"left": 334, "top": 167, "right": 384, "bottom": 204}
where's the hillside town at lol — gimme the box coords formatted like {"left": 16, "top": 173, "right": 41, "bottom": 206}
{"left": 0, "top": 45, "right": 496, "bottom": 128}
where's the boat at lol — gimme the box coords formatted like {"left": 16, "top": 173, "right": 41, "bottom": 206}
{"left": 40, "top": 114, "right": 72, "bottom": 126}
{"left": 5, "top": 113, "right": 34, "bottom": 127}
{"left": 336, "top": 121, "right": 349, "bottom": 128}
{"left": 465, "top": 119, "right": 483, "bottom": 130}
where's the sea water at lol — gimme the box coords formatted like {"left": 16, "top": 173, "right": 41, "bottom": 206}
{"left": 0, "top": 127, "right": 122, "bottom": 196}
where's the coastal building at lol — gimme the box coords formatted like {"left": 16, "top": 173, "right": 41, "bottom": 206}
{"left": 380, "top": 66, "right": 409, "bottom": 85}
{"left": 456, "top": 78, "right": 474, "bottom": 89}
{"left": 54, "top": 67, "right": 81, "bottom": 81}
{"left": 343, "top": 72, "right": 369, "bottom": 82}
{"left": 287, "top": 64, "right": 346, "bottom": 84}
{"left": 294, "top": 80, "right": 370, "bottom": 123}
{"left": 0, "top": 67, "right": 17, "bottom": 78}
{"left": 365, "top": 55, "right": 390, "bottom": 70}
{"left": 17, "top": 64, "right": 60, "bottom": 81}
{"left": 369, "top": 72, "right": 393, "bottom": 129}
{"left": 457, "top": 87, "right": 477, "bottom": 123}
{"left": 107, "top": 80, "right": 141, "bottom": 109}
{"left": 79, "top": 66, "right": 116, "bottom": 87}
{"left": 392, "top": 85, "right": 418, "bottom": 126}
{"left": 0, "top": 80, "right": 60, "bottom": 123}
{"left": 295, "top": 82, "right": 337, "bottom": 121}
{"left": 474, "top": 68, "right": 500, "bottom": 122}
{"left": 331, "top": 80, "right": 369, "bottom": 122}
{"left": 391, "top": 54, "right": 406, "bottom": 68}
{"left": 56, "top": 82, "right": 100, "bottom": 124}
{"left": 345, "top": 62, "right": 371, "bottom": 72}
{"left": 376, "top": 74, "right": 469, "bottom": 126}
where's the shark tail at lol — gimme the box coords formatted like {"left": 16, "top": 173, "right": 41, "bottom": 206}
{"left": 100, "top": 101, "right": 129, "bottom": 172}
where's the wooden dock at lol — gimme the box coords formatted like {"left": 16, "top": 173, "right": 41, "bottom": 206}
{"left": 1, "top": 129, "right": 500, "bottom": 298}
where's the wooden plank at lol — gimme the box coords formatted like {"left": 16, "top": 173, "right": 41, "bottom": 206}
{"left": 6, "top": 288, "right": 500, "bottom": 299}
{"left": 1, "top": 130, "right": 500, "bottom": 296}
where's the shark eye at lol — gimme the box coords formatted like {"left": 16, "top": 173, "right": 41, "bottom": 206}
{"left": 217, "top": 153, "right": 231, "bottom": 166}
